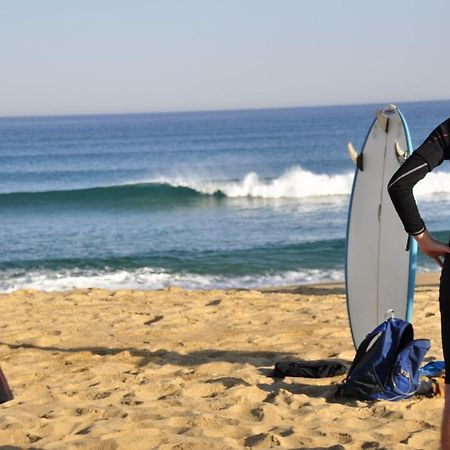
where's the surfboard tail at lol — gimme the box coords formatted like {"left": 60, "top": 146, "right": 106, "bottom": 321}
{"left": 376, "top": 104, "right": 397, "bottom": 133}
{"left": 376, "top": 111, "right": 389, "bottom": 132}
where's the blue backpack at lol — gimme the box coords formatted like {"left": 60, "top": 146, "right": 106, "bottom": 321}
{"left": 339, "top": 318, "right": 430, "bottom": 401}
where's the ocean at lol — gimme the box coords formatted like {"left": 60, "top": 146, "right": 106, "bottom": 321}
{"left": 1, "top": 101, "right": 450, "bottom": 292}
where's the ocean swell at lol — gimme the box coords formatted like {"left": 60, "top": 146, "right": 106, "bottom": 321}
{"left": 1, "top": 165, "right": 449, "bottom": 208}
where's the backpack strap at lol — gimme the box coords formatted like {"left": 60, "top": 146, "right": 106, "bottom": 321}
{"left": 344, "top": 322, "right": 387, "bottom": 382}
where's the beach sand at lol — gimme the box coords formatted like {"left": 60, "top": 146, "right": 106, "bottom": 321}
{"left": 0, "top": 273, "right": 444, "bottom": 449}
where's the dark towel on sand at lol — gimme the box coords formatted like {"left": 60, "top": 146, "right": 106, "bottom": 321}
{"left": 273, "top": 360, "right": 347, "bottom": 379}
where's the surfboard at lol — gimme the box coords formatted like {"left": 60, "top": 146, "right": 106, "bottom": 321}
{"left": 345, "top": 104, "right": 417, "bottom": 348}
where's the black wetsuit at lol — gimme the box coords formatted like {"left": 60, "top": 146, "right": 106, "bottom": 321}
{"left": 388, "top": 118, "right": 450, "bottom": 382}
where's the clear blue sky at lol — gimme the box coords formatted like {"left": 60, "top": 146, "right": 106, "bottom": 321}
{"left": 1, "top": 0, "right": 449, "bottom": 116}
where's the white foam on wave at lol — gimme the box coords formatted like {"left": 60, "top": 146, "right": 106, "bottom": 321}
{"left": 1, "top": 259, "right": 438, "bottom": 293}
{"left": 413, "top": 170, "right": 450, "bottom": 197}
{"left": 157, "top": 166, "right": 354, "bottom": 199}
{"left": 6, "top": 164, "right": 450, "bottom": 200}
{"left": 156, "top": 165, "right": 450, "bottom": 200}
{"left": 0, "top": 267, "right": 345, "bottom": 293}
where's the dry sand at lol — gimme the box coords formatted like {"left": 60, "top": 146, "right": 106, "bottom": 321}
{"left": 0, "top": 273, "right": 444, "bottom": 449}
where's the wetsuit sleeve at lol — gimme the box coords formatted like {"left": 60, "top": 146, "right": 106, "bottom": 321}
{"left": 414, "top": 118, "right": 450, "bottom": 170}
{"left": 387, "top": 153, "right": 429, "bottom": 235}
{"left": 388, "top": 118, "right": 450, "bottom": 235}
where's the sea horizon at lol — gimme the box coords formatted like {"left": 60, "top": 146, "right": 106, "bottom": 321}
{"left": 2, "top": 97, "right": 450, "bottom": 121}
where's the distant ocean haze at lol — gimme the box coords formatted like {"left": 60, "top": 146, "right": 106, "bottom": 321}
{"left": 1, "top": 102, "right": 450, "bottom": 292}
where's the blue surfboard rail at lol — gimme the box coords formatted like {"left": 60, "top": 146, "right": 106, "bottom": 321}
{"left": 398, "top": 108, "right": 417, "bottom": 323}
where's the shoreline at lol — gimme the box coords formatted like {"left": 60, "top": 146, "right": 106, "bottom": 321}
{"left": 2, "top": 270, "right": 442, "bottom": 297}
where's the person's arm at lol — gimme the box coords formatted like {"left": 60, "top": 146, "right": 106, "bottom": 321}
{"left": 387, "top": 152, "right": 429, "bottom": 235}
{"left": 388, "top": 119, "right": 450, "bottom": 266}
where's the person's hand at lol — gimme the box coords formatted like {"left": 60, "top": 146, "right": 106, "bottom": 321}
{"left": 414, "top": 229, "right": 450, "bottom": 268}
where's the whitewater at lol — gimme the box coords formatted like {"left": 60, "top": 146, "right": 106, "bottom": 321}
{"left": 3, "top": 164, "right": 450, "bottom": 200}
{"left": 155, "top": 165, "right": 450, "bottom": 199}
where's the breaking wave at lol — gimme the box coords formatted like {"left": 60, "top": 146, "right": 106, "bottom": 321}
{"left": 2, "top": 165, "right": 449, "bottom": 208}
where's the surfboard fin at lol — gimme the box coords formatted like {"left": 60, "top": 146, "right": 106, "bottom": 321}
{"left": 376, "top": 111, "right": 389, "bottom": 132}
{"left": 347, "top": 142, "right": 363, "bottom": 171}
{"left": 394, "top": 141, "right": 408, "bottom": 165}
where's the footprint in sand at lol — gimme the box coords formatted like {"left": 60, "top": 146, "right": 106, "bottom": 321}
{"left": 75, "top": 425, "right": 92, "bottom": 435}
{"left": 244, "top": 432, "right": 281, "bottom": 447}
{"left": 206, "top": 377, "right": 251, "bottom": 389}
{"left": 121, "top": 392, "right": 143, "bottom": 406}
{"left": 144, "top": 315, "right": 164, "bottom": 326}
{"left": 93, "top": 391, "right": 113, "bottom": 400}
{"left": 371, "top": 405, "right": 403, "bottom": 420}
{"left": 206, "top": 299, "right": 222, "bottom": 306}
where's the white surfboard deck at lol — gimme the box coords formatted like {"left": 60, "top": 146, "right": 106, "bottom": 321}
{"left": 345, "top": 105, "right": 417, "bottom": 348}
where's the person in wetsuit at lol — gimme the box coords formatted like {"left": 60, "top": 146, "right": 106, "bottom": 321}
{"left": 388, "top": 118, "right": 450, "bottom": 449}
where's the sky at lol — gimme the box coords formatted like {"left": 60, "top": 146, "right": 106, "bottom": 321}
{"left": 1, "top": 0, "right": 450, "bottom": 117}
